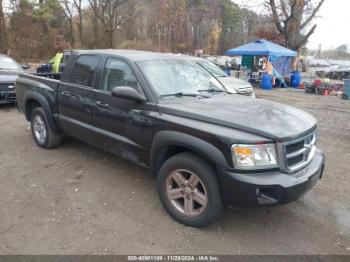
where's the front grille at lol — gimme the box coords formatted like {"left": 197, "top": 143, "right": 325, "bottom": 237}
{"left": 280, "top": 132, "right": 317, "bottom": 172}
{"left": 239, "top": 91, "right": 253, "bottom": 96}
{"left": 287, "top": 154, "right": 304, "bottom": 166}
{"left": 0, "top": 82, "right": 15, "bottom": 92}
{"left": 0, "top": 82, "right": 16, "bottom": 101}
{"left": 286, "top": 140, "right": 304, "bottom": 153}
{"left": 238, "top": 87, "right": 253, "bottom": 96}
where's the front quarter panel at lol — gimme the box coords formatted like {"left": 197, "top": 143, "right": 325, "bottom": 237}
{"left": 149, "top": 111, "right": 272, "bottom": 173}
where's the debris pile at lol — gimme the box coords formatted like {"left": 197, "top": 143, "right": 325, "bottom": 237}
{"left": 304, "top": 79, "right": 344, "bottom": 97}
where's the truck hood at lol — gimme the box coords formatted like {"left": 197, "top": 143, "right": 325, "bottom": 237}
{"left": 0, "top": 70, "right": 19, "bottom": 83}
{"left": 158, "top": 94, "right": 317, "bottom": 141}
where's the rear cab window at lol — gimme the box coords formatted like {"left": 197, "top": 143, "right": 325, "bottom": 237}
{"left": 70, "top": 55, "right": 100, "bottom": 87}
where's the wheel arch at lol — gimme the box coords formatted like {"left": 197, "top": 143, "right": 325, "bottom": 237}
{"left": 24, "top": 91, "right": 60, "bottom": 133}
{"left": 150, "top": 131, "right": 229, "bottom": 177}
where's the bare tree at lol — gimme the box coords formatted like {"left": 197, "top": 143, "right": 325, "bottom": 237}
{"left": 0, "top": 0, "right": 7, "bottom": 53}
{"left": 6, "top": 0, "right": 309, "bottom": 59}
{"left": 268, "top": 0, "right": 325, "bottom": 51}
{"left": 62, "top": 0, "right": 75, "bottom": 46}
{"left": 91, "top": 0, "right": 100, "bottom": 48}
{"left": 73, "top": 0, "right": 84, "bottom": 46}
{"left": 88, "top": 0, "right": 128, "bottom": 48}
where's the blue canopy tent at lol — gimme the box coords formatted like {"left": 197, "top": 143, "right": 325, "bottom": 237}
{"left": 225, "top": 39, "right": 298, "bottom": 88}
{"left": 225, "top": 39, "right": 297, "bottom": 57}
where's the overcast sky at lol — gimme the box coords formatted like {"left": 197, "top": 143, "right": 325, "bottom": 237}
{"left": 233, "top": 0, "right": 349, "bottom": 50}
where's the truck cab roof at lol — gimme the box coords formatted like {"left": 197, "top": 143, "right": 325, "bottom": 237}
{"left": 72, "top": 49, "right": 177, "bottom": 62}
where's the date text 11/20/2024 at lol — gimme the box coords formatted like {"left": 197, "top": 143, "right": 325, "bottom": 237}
{"left": 127, "top": 255, "right": 219, "bottom": 261}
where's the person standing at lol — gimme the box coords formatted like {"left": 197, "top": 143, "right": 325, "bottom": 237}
{"left": 224, "top": 59, "right": 232, "bottom": 76}
{"left": 49, "top": 35, "right": 69, "bottom": 73}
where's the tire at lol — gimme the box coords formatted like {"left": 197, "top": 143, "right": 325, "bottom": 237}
{"left": 157, "top": 152, "right": 223, "bottom": 227}
{"left": 31, "top": 107, "right": 62, "bottom": 149}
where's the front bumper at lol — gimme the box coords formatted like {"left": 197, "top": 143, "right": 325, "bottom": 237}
{"left": 218, "top": 149, "right": 325, "bottom": 207}
{"left": 0, "top": 90, "right": 16, "bottom": 104}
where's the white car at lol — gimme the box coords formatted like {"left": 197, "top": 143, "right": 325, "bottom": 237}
{"left": 176, "top": 55, "right": 255, "bottom": 97}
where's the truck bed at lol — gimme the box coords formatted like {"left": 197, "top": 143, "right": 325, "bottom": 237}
{"left": 15, "top": 72, "right": 60, "bottom": 116}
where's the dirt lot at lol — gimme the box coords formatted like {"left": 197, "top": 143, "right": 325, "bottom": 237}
{"left": 0, "top": 89, "right": 349, "bottom": 255}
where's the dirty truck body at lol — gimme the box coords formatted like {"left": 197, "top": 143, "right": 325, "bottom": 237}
{"left": 15, "top": 50, "right": 325, "bottom": 227}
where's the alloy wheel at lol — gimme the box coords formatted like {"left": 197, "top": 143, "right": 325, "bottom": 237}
{"left": 166, "top": 169, "right": 208, "bottom": 217}
{"left": 33, "top": 115, "right": 47, "bottom": 144}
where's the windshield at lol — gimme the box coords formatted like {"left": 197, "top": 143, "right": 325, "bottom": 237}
{"left": 138, "top": 59, "right": 224, "bottom": 97}
{"left": 0, "top": 56, "right": 21, "bottom": 70}
{"left": 197, "top": 60, "right": 227, "bottom": 78}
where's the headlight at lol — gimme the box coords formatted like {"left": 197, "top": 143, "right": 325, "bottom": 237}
{"left": 232, "top": 144, "right": 278, "bottom": 169}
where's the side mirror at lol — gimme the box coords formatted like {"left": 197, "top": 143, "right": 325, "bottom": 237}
{"left": 21, "top": 64, "right": 31, "bottom": 70}
{"left": 111, "top": 86, "right": 146, "bottom": 103}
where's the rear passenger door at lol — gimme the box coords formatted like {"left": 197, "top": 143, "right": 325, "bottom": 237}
{"left": 92, "top": 57, "right": 154, "bottom": 166}
{"left": 58, "top": 55, "right": 100, "bottom": 144}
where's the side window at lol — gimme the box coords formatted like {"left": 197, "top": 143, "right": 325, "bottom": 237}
{"left": 101, "top": 58, "right": 139, "bottom": 92}
{"left": 70, "top": 55, "right": 100, "bottom": 87}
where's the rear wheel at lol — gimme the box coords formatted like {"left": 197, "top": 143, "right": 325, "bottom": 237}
{"left": 157, "top": 152, "right": 223, "bottom": 227}
{"left": 31, "top": 107, "right": 62, "bottom": 149}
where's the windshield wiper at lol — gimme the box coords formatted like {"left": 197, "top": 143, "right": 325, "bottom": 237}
{"left": 160, "top": 92, "right": 201, "bottom": 98}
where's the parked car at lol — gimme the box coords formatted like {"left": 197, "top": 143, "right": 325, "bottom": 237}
{"left": 316, "top": 65, "right": 350, "bottom": 80}
{"left": 0, "top": 54, "right": 29, "bottom": 104}
{"left": 16, "top": 50, "right": 325, "bottom": 227}
{"left": 208, "top": 55, "right": 242, "bottom": 70}
{"left": 176, "top": 55, "right": 255, "bottom": 97}
{"left": 328, "top": 66, "right": 350, "bottom": 80}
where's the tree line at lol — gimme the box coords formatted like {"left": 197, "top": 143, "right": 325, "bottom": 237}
{"left": 0, "top": 0, "right": 325, "bottom": 61}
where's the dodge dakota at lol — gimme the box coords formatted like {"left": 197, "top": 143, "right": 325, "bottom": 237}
{"left": 15, "top": 50, "right": 325, "bottom": 227}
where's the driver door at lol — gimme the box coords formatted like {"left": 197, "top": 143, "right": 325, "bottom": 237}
{"left": 92, "top": 57, "right": 153, "bottom": 166}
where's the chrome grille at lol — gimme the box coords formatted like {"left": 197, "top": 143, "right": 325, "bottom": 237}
{"left": 279, "top": 132, "right": 317, "bottom": 173}
{"left": 239, "top": 91, "right": 253, "bottom": 96}
{"left": 238, "top": 86, "right": 253, "bottom": 96}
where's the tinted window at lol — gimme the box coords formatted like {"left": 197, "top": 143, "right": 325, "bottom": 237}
{"left": 101, "top": 58, "right": 139, "bottom": 92}
{"left": 71, "top": 55, "right": 100, "bottom": 87}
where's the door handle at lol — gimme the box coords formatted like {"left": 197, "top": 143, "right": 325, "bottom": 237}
{"left": 61, "top": 91, "right": 71, "bottom": 97}
{"left": 61, "top": 92, "right": 79, "bottom": 99}
{"left": 96, "top": 101, "right": 110, "bottom": 109}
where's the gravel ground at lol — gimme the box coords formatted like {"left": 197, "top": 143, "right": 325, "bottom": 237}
{"left": 0, "top": 88, "right": 349, "bottom": 255}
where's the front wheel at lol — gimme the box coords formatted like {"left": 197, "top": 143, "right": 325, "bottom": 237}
{"left": 157, "top": 152, "right": 223, "bottom": 227}
{"left": 31, "top": 107, "right": 62, "bottom": 149}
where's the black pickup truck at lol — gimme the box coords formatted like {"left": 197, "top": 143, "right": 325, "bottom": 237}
{"left": 16, "top": 50, "right": 325, "bottom": 227}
